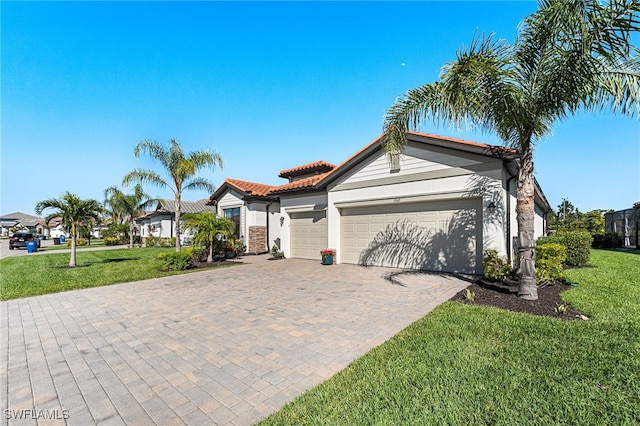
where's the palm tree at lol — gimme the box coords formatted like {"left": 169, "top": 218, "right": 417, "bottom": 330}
{"left": 35, "top": 192, "right": 102, "bottom": 267}
{"left": 104, "top": 184, "right": 157, "bottom": 248}
{"left": 183, "top": 212, "right": 235, "bottom": 263}
{"left": 123, "top": 138, "right": 223, "bottom": 252}
{"left": 383, "top": 0, "right": 639, "bottom": 300}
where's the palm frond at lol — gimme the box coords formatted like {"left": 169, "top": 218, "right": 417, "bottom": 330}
{"left": 183, "top": 177, "right": 215, "bottom": 193}
{"left": 134, "top": 139, "right": 170, "bottom": 168}
{"left": 123, "top": 169, "right": 172, "bottom": 194}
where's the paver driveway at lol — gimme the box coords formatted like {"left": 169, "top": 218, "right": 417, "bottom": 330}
{"left": 1, "top": 255, "right": 470, "bottom": 425}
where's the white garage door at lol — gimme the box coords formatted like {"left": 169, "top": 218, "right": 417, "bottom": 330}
{"left": 341, "top": 199, "right": 481, "bottom": 273}
{"left": 290, "top": 211, "right": 327, "bottom": 260}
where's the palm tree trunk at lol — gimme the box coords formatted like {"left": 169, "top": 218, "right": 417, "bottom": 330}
{"left": 69, "top": 223, "right": 77, "bottom": 268}
{"left": 175, "top": 195, "right": 182, "bottom": 252}
{"left": 516, "top": 147, "right": 537, "bottom": 300}
{"left": 207, "top": 239, "right": 213, "bottom": 263}
{"left": 129, "top": 220, "right": 135, "bottom": 249}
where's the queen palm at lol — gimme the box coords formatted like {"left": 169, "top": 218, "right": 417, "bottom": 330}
{"left": 183, "top": 211, "right": 235, "bottom": 263}
{"left": 35, "top": 192, "right": 102, "bottom": 267}
{"left": 383, "top": 0, "right": 639, "bottom": 300}
{"left": 123, "top": 138, "right": 223, "bottom": 252}
{"left": 104, "top": 184, "right": 157, "bottom": 248}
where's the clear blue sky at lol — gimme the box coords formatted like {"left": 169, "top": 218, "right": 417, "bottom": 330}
{"left": 2, "top": 1, "right": 638, "bottom": 216}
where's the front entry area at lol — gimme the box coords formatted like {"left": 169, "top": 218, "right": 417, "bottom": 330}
{"left": 340, "top": 198, "right": 482, "bottom": 273}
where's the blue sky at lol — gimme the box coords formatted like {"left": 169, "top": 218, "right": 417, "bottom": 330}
{"left": 2, "top": 1, "right": 638, "bottom": 217}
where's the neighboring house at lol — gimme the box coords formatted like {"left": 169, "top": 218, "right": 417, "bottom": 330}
{"left": 208, "top": 131, "right": 552, "bottom": 273}
{"left": 604, "top": 202, "right": 640, "bottom": 248}
{"left": 45, "top": 217, "right": 67, "bottom": 238}
{"left": 136, "top": 199, "right": 217, "bottom": 244}
{"left": 0, "top": 212, "right": 44, "bottom": 236}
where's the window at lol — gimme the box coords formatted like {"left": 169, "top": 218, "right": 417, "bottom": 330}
{"left": 224, "top": 207, "right": 241, "bottom": 237}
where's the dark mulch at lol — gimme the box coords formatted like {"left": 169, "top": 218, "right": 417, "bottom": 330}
{"left": 452, "top": 279, "right": 587, "bottom": 320}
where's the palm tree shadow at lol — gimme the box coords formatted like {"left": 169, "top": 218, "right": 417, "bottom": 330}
{"left": 357, "top": 175, "right": 505, "bottom": 276}
{"left": 381, "top": 269, "right": 477, "bottom": 287}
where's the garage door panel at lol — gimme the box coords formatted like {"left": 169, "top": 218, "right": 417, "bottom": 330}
{"left": 341, "top": 199, "right": 481, "bottom": 273}
{"left": 290, "top": 211, "right": 327, "bottom": 260}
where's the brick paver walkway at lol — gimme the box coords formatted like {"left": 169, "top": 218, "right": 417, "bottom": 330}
{"left": 1, "top": 255, "right": 470, "bottom": 425}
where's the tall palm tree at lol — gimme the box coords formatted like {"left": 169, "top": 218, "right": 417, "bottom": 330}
{"left": 383, "top": 0, "right": 639, "bottom": 300}
{"left": 183, "top": 211, "right": 235, "bottom": 263}
{"left": 123, "top": 138, "right": 223, "bottom": 252}
{"left": 35, "top": 192, "right": 102, "bottom": 267}
{"left": 104, "top": 184, "right": 157, "bottom": 248}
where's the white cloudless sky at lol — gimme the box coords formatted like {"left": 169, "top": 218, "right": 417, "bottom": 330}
{"left": 2, "top": 1, "right": 639, "bottom": 216}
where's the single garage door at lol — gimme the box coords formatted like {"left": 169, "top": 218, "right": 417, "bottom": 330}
{"left": 290, "top": 210, "right": 327, "bottom": 260}
{"left": 341, "top": 199, "right": 481, "bottom": 273}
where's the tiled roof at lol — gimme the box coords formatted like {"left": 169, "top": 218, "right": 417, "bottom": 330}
{"left": 225, "top": 179, "right": 274, "bottom": 197}
{"left": 270, "top": 172, "right": 332, "bottom": 194}
{"left": 278, "top": 161, "right": 336, "bottom": 178}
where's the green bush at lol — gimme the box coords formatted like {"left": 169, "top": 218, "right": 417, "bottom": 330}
{"left": 162, "top": 237, "right": 176, "bottom": 247}
{"left": 190, "top": 246, "right": 208, "bottom": 263}
{"left": 592, "top": 233, "right": 624, "bottom": 249}
{"left": 537, "top": 230, "right": 592, "bottom": 266}
{"left": 157, "top": 250, "right": 193, "bottom": 271}
{"left": 482, "top": 250, "right": 512, "bottom": 281}
{"left": 104, "top": 236, "right": 120, "bottom": 246}
{"left": 536, "top": 243, "right": 566, "bottom": 284}
{"left": 65, "top": 238, "right": 87, "bottom": 247}
{"left": 145, "top": 236, "right": 174, "bottom": 247}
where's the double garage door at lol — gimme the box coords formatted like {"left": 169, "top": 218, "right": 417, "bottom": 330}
{"left": 341, "top": 199, "right": 481, "bottom": 273}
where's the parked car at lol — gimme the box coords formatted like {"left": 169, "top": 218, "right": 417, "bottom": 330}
{"left": 9, "top": 232, "right": 41, "bottom": 250}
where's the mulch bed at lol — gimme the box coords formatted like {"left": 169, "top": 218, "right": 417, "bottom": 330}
{"left": 452, "top": 279, "right": 587, "bottom": 320}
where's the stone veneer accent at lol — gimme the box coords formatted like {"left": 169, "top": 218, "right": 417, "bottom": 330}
{"left": 248, "top": 226, "right": 267, "bottom": 254}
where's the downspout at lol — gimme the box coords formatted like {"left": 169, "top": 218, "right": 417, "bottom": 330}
{"left": 266, "top": 201, "right": 273, "bottom": 253}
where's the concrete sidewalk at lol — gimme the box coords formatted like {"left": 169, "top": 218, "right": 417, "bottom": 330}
{"left": 1, "top": 256, "right": 469, "bottom": 425}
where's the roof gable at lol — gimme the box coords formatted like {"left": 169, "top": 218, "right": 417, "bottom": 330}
{"left": 208, "top": 131, "right": 526, "bottom": 200}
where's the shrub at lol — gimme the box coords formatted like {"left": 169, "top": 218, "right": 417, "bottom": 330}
{"left": 536, "top": 243, "right": 566, "bottom": 284}
{"left": 537, "top": 230, "right": 592, "bottom": 266}
{"left": 104, "top": 236, "right": 120, "bottom": 246}
{"left": 157, "top": 250, "right": 193, "bottom": 271}
{"left": 592, "top": 233, "right": 624, "bottom": 249}
{"left": 145, "top": 236, "right": 174, "bottom": 247}
{"left": 271, "top": 244, "right": 285, "bottom": 259}
{"left": 161, "top": 237, "right": 176, "bottom": 248}
{"left": 190, "top": 246, "right": 208, "bottom": 263}
{"left": 482, "top": 250, "right": 512, "bottom": 281}
{"left": 66, "top": 238, "right": 87, "bottom": 247}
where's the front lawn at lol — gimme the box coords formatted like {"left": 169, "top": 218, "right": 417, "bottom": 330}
{"left": 0, "top": 247, "right": 235, "bottom": 301}
{"left": 261, "top": 249, "right": 640, "bottom": 424}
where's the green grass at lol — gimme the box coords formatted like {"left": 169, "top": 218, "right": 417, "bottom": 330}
{"left": 0, "top": 247, "right": 235, "bottom": 300}
{"left": 39, "top": 239, "right": 109, "bottom": 251}
{"left": 261, "top": 250, "right": 640, "bottom": 425}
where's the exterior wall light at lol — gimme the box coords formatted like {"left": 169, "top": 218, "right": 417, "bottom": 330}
{"left": 487, "top": 201, "right": 497, "bottom": 215}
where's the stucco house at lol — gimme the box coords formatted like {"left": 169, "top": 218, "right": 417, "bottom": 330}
{"left": 136, "top": 199, "right": 217, "bottom": 244}
{"left": 208, "top": 131, "right": 552, "bottom": 273}
{"left": 0, "top": 212, "right": 44, "bottom": 236}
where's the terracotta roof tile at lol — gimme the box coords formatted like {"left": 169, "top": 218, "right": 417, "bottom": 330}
{"left": 225, "top": 178, "right": 275, "bottom": 197}
{"left": 278, "top": 161, "right": 336, "bottom": 178}
{"left": 270, "top": 172, "right": 332, "bottom": 194}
